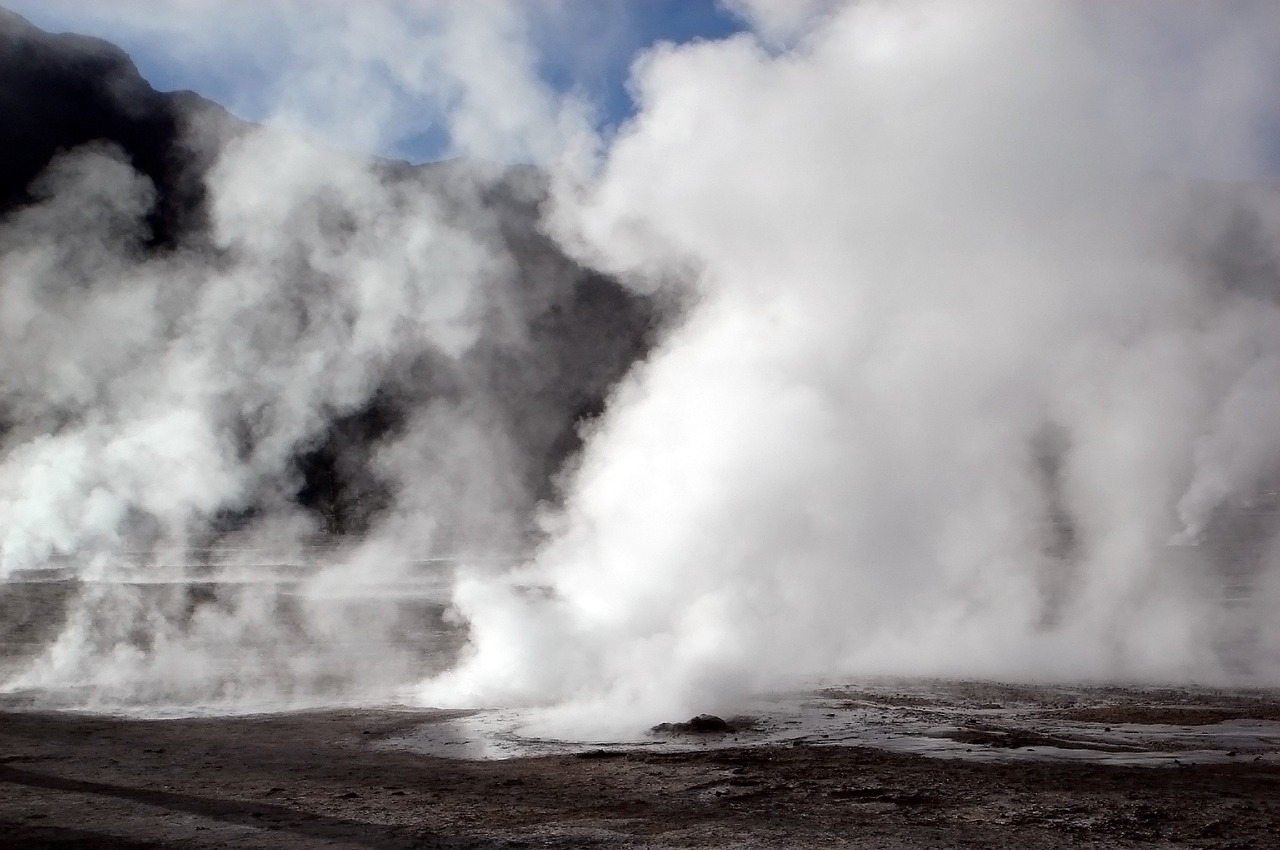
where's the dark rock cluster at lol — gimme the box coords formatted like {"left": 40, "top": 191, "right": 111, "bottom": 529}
{"left": 651, "top": 714, "right": 736, "bottom": 734}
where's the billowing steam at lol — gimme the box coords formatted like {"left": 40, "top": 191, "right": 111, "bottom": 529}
{"left": 424, "top": 0, "right": 1280, "bottom": 727}
{"left": 0, "top": 4, "right": 649, "bottom": 709}
{"left": 4, "top": 1, "right": 1280, "bottom": 729}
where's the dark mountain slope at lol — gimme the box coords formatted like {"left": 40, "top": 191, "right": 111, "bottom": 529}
{"left": 0, "top": 8, "right": 659, "bottom": 547}
{"left": 0, "top": 7, "right": 223, "bottom": 244}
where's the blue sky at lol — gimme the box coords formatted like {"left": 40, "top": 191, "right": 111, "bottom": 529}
{"left": 9, "top": 2, "right": 1280, "bottom": 177}
{"left": 6, "top": 1, "right": 746, "bottom": 163}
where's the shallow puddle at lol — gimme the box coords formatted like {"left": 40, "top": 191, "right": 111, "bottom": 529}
{"left": 386, "top": 680, "right": 1280, "bottom": 767}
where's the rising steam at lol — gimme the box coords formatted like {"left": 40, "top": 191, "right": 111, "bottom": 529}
{"left": 4, "top": 1, "right": 1280, "bottom": 729}
{"left": 424, "top": 0, "right": 1280, "bottom": 727}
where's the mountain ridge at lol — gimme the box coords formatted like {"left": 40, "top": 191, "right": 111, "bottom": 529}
{"left": 0, "top": 6, "right": 659, "bottom": 549}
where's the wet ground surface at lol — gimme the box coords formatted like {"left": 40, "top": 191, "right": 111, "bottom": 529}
{"left": 4, "top": 574, "right": 1280, "bottom": 846}
{"left": 389, "top": 680, "right": 1280, "bottom": 768}
{"left": 1, "top": 696, "right": 1280, "bottom": 849}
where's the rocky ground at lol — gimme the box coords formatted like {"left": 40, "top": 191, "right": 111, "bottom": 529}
{"left": 2, "top": 689, "right": 1279, "bottom": 850}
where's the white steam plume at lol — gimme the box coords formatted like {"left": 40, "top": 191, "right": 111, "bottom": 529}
{"left": 0, "top": 2, "right": 614, "bottom": 709}
{"left": 6, "top": 0, "right": 1280, "bottom": 728}
{"left": 6, "top": 0, "right": 597, "bottom": 165}
{"left": 423, "top": 0, "right": 1280, "bottom": 731}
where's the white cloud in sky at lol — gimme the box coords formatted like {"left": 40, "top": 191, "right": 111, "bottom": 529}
{"left": 720, "top": 0, "right": 842, "bottom": 46}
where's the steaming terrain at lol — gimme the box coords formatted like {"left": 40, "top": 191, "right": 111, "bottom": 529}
{"left": 5, "top": 2, "right": 1280, "bottom": 847}
{"left": 0, "top": 6, "right": 658, "bottom": 710}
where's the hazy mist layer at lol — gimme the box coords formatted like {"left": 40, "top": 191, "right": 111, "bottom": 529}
{"left": 4, "top": 1, "right": 1280, "bottom": 731}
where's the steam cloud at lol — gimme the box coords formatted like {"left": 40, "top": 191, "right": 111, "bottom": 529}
{"left": 425, "top": 0, "right": 1280, "bottom": 728}
{"left": 4, "top": 1, "right": 1280, "bottom": 730}
{"left": 0, "top": 3, "right": 647, "bottom": 710}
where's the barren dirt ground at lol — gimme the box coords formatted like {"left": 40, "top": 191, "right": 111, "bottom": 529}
{"left": 2, "top": 690, "right": 1279, "bottom": 850}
